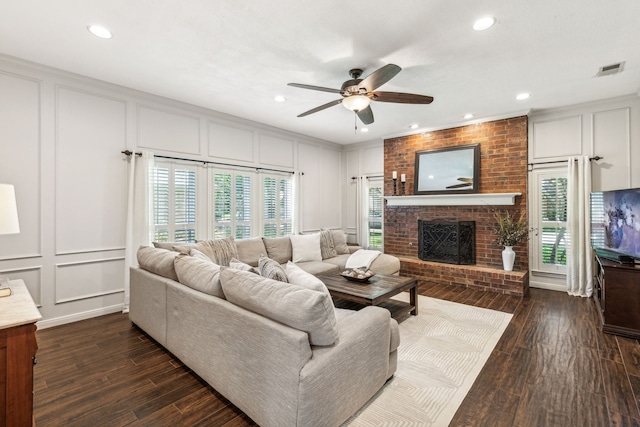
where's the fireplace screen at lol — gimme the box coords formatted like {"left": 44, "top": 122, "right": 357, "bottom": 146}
{"left": 418, "top": 220, "right": 476, "bottom": 265}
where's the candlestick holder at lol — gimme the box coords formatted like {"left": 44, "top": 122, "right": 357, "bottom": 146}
{"left": 401, "top": 181, "right": 406, "bottom": 196}
{"left": 393, "top": 178, "right": 397, "bottom": 196}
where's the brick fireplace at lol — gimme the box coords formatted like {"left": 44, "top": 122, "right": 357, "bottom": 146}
{"left": 384, "top": 116, "right": 529, "bottom": 296}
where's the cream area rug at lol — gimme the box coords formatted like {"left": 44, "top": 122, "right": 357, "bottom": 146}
{"left": 343, "top": 294, "right": 513, "bottom": 426}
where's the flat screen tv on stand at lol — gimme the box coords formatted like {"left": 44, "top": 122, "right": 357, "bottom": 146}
{"left": 590, "top": 187, "right": 640, "bottom": 264}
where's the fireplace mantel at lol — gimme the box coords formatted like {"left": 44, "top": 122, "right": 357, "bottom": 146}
{"left": 385, "top": 192, "right": 521, "bottom": 207}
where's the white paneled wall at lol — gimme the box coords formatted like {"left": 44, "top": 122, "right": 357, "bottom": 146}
{"left": 529, "top": 95, "right": 640, "bottom": 190}
{"left": 528, "top": 95, "right": 640, "bottom": 291}
{"left": 0, "top": 55, "right": 341, "bottom": 328}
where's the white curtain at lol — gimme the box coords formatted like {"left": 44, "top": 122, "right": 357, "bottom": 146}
{"left": 566, "top": 155, "right": 593, "bottom": 297}
{"left": 123, "top": 151, "right": 154, "bottom": 312}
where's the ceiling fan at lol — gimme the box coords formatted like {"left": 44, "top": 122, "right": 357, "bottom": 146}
{"left": 287, "top": 64, "right": 434, "bottom": 125}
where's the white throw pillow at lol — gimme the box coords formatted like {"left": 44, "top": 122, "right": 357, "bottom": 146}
{"left": 285, "top": 261, "right": 331, "bottom": 297}
{"left": 220, "top": 268, "right": 338, "bottom": 346}
{"left": 290, "top": 233, "right": 322, "bottom": 263}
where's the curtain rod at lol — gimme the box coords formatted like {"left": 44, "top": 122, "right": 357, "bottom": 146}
{"left": 121, "top": 150, "right": 294, "bottom": 175}
{"left": 528, "top": 155, "right": 603, "bottom": 167}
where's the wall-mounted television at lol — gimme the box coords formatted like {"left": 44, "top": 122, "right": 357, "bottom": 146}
{"left": 591, "top": 187, "right": 640, "bottom": 261}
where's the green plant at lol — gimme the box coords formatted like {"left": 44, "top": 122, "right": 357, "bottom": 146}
{"left": 493, "top": 210, "right": 530, "bottom": 247}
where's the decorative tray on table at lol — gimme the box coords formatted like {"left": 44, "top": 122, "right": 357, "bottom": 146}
{"left": 341, "top": 268, "right": 375, "bottom": 283}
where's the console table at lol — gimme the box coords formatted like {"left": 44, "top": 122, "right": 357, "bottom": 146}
{"left": 0, "top": 279, "right": 42, "bottom": 426}
{"left": 594, "top": 255, "right": 640, "bottom": 339}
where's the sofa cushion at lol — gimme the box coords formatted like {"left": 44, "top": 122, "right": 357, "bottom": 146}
{"left": 262, "top": 236, "right": 293, "bottom": 264}
{"left": 294, "top": 260, "right": 339, "bottom": 275}
{"left": 327, "top": 229, "right": 350, "bottom": 255}
{"left": 235, "top": 237, "right": 268, "bottom": 267}
{"left": 194, "top": 237, "right": 238, "bottom": 266}
{"left": 285, "top": 261, "right": 330, "bottom": 297}
{"left": 229, "top": 258, "right": 259, "bottom": 274}
{"left": 152, "top": 241, "right": 195, "bottom": 254}
{"left": 137, "top": 246, "right": 179, "bottom": 281}
{"left": 174, "top": 254, "right": 225, "bottom": 298}
{"left": 290, "top": 233, "right": 322, "bottom": 263}
{"left": 319, "top": 230, "right": 338, "bottom": 259}
{"left": 258, "top": 255, "right": 288, "bottom": 282}
{"left": 220, "top": 268, "right": 338, "bottom": 346}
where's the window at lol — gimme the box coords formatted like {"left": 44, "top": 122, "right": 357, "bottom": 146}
{"left": 262, "top": 173, "right": 293, "bottom": 238}
{"left": 150, "top": 160, "right": 294, "bottom": 243}
{"left": 531, "top": 168, "right": 568, "bottom": 272}
{"left": 151, "top": 162, "right": 197, "bottom": 243}
{"left": 213, "top": 170, "right": 253, "bottom": 239}
{"left": 367, "top": 178, "right": 384, "bottom": 250}
{"left": 357, "top": 176, "right": 383, "bottom": 250}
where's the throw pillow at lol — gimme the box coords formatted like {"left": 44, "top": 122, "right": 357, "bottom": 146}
{"left": 174, "top": 254, "right": 225, "bottom": 298}
{"left": 262, "top": 237, "right": 293, "bottom": 264}
{"left": 137, "top": 246, "right": 179, "bottom": 281}
{"left": 258, "top": 255, "right": 288, "bottom": 282}
{"left": 219, "top": 268, "right": 338, "bottom": 346}
{"left": 152, "top": 241, "right": 195, "bottom": 253}
{"left": 235, "top": 237, "right": 268, "bottom": 267}
{"left": 229, "top": 257, "right": 259, "bottom": 274}
{"left": 190, "top": 248, "right": 212, "bottom": 262}
{"left": 290, "top": 233, "right": 322, "bottom": 263}
{"left": 319, "top": 230, "right": 338, "bottom": 259}
{"left": 285, "top": 261, "right": 331, "bottom": 297}
{"left": 328, "top": 229, "right": 350, "bottom": 255}
{"left": 193, "top": 237, "right": 238, "bottom": 266}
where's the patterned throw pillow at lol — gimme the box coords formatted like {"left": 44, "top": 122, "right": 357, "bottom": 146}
{"left": 193, "top": 237, "right": 238, "bottom": 266}
{"left": 319, "top": 230, "right": 338, "bottom": 259}
{"left": 258, "top": 255, "right": 288, "bottom": 282}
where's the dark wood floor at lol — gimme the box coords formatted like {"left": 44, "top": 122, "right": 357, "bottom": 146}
{"left": 33, "top": 282, "right": 640, "bottom": 426}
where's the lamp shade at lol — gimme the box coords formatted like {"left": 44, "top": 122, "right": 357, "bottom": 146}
{"left": 0, "top": 184, "right": 20, "bottom": 235}
{"left": 342, "top": 95, "right": 371, "bottom": 112}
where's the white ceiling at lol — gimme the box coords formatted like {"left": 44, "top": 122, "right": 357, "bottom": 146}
{"left": 1, "top": 0, "right": 639, "bottom": 145}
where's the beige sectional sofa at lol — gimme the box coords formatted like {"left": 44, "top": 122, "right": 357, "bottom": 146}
{"left": 129, "top": 231, "right": 401, "bottom": 427}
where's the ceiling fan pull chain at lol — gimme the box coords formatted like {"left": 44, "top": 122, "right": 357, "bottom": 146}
{"left": 354, "top": 112, "right": 358, "bottom": 134}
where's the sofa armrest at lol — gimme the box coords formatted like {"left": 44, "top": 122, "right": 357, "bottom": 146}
{"left": 347, "top": 244, "right": 362, "bottom": 254}
{"left": 297, "top": 306, "right": 393, "bottom": 426}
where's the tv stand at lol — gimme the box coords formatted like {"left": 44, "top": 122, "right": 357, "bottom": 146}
{"left": 594, "top": 254, "right": 640, "bottom": 339}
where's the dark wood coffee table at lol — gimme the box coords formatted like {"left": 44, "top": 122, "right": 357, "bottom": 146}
{"left": 316, "top": 272, "right": 418, "bottom": 320}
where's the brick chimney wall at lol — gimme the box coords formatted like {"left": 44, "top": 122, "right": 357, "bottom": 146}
{"left": 384, "top": 116, "right": 529, "bottom": 293}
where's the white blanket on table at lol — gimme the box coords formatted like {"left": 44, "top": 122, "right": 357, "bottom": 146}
{"left": 345, "top": 249, "right": 381, "bottom": 269}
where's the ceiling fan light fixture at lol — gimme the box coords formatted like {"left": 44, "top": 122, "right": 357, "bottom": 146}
{"left": 87, "top": 25, "right": 113, "bottom": 39}
{"left": 342, "top": 95, "right": 370, "bottom": 112}
{"left": 473, "top": 16, "right": 496, "bottom": 31}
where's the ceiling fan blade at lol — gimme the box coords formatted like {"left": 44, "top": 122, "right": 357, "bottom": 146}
{"left": 371, "top": 91, "right": 434, "bottom": 104}
{"left": 287, "top": 83, "right": 342, "bottom": 94}
{"left": 297, "top": 99, "right": 343, "bottom": 117}
{"left": 446, "top": 183, "right": 472, "bottom": 189}
{"left": 356, "top": 105, "right": 374, "bottom": 125}
{"left": 359, "top": 64, "right": 401, "bottom": 92}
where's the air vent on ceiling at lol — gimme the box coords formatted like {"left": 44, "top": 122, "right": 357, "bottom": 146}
{"left": 596, "top": 62, "right": 624, "bottom": 77}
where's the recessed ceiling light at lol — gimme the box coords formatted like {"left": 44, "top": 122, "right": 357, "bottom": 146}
{"left": 410, "top": 124, "right": 419, "bottom": 129}
{"left": 516, "top": 92, "right": 530, "bottom": 100}
{"left": 87, "top": 25, "right": 112, "bottom": 39}
{"left": 464, "top": 113, "right": 474, "bottom": 119}
{"left": 361, "top": 127, "right": 369, "bottom": 133}
{"left": 473, "top": 16, "right": 496, "bottom": 31}
{"left": 274, "top": 95, "right": 286, "bottom": 102}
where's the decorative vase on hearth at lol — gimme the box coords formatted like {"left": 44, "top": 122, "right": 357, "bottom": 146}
{"left": 502, "top": 246, "right": 515, "bottom": 272}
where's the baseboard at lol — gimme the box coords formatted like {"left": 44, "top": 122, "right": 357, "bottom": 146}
{"left": 37, "top": 304, "right": 124, "bottom": 329}
{"left": 529, "top": 281, "right": 565, "bottom": 292}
